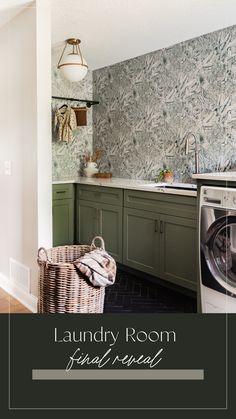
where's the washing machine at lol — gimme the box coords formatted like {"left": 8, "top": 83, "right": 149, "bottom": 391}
{"left": 200, "top": 186, "right": 236, "bottom": 313}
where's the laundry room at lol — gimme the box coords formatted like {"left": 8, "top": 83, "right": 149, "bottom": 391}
{"left": 0, "top": 0, "right": 236, "bottom": 314}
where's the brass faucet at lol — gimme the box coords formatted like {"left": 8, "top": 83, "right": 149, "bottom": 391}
{"left": 185, "top": 133, "right": 199, "bottom": 174}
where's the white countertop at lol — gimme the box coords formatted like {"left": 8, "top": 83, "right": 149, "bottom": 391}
{"left": 53, "top": 177, "right": 197, "bottom": 197}
{"left": 52, "top": 180, "right": 75, "bottom": 184}
{"left": 192, "top": 171, "right": 236, "bottom": 181}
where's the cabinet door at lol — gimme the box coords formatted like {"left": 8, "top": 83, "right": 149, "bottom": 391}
{"left": 123, "top": 208, "right": 160, "bottom": 276}
{"left": 99, "top": 204, "right": 123, "bottom": 263}
{"left": 160, "top": 215, "right": 197, "bottom": 291}
{"left": 76, "top": 200, "right": 100, "bottom": 245}
{"left": 53, "top": 198, "right": 74, "bottom": 246}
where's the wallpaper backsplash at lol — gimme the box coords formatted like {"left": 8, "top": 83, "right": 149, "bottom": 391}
{"left": 52, "top": 48, "right": 93, "bottom": 180}
{"left": 93, "top": 25, "right": 236, "bottom": 181}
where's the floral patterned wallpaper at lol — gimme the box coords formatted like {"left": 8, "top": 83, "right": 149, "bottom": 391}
{"left": 93, "top": 25, "right": 236, "bottom": 182}
{"left": 52, "top": 48, "right": 93, "bottom": 180}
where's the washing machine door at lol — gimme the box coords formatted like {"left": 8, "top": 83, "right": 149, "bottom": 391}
{"left": 204, "top": 214, "right": 236, "bottom": 295}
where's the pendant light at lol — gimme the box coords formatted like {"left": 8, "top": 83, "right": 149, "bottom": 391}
{"left": 57, "top": 38, "right": 88, "bottom": 82}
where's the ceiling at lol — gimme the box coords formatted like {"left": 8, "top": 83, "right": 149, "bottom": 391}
{"left": 1, "top": 1, "right": 236, "bottom": 69}
{"left": 51, "top": 0, "right": 236, "bottom": 70}
{"left": 0, "top": 0, "right": 32, "bottom": 28}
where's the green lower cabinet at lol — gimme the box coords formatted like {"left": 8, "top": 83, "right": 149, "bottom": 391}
{"left": 73, "top": 185, "right": 197, "bottom": 292}
{"left": 123, "top": 208, "right": 197, "bottom": 291}
{"left": 99, "top": 204, "right": 123, "bottom": 262}
{"left": 159, "top": 214, "right": 197, "bottom": 291}
{"left": 76, "top": 200, "right": 100, "bottom": 245}
{"left": 123, "top": 208, "right": 160, "bottom": 276}
{"left": 76, "top": 200, "right": 123, "bottom": 263}
{"left": 52, "top": 198, "right": 74, "bottom": 246}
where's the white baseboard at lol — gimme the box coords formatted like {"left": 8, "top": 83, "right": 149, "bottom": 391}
{"left": 0, "top": 273, "right": 38, "bottom": 313}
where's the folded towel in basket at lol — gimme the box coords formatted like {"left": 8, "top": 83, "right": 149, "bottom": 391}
{"left": 73, "top": 248, "right": 116, "bottom": 287}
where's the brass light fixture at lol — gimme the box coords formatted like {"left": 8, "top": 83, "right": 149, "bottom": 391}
{"left": 57, "top": 38, "right": 88, "bottom": 82}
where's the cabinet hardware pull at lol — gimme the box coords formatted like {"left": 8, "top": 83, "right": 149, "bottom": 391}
{"left": 154, "top": 220, "right": 158, "bottom": 232}
{"left": 56, "top": 190, "right": 66, "bottom": 194}
{"left": 160, "top": 220, "right": 164, "bottom": 233}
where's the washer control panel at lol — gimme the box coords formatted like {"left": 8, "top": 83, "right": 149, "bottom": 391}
{"left": 200, "top": 186, "right": 236, "bottom": 209}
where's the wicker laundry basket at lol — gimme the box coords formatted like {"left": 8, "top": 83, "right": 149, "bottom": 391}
{"left": 37, "top": 237, "right": 106, "bottom": 313}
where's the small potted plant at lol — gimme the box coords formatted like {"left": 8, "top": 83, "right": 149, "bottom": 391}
{"left": 156, "top": 168, "right": 174, "bottom": 183}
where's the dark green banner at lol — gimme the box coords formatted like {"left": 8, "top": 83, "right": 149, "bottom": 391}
{"left": 0, "top": 314, "right": 236, "bottom": 418}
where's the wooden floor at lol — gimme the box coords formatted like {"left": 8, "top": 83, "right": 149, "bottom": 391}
{"left": 0, "top": 288, "right": 31, "bottom": 313}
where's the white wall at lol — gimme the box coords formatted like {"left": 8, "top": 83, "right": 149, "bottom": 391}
{"left": 36, "top": 0, "right": 52, "bottom": 269}
{"left": 0, "top": 0, "right": 52, "bottom": 302}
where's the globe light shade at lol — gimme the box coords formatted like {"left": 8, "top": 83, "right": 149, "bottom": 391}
{"left": 57, "top": 39, "right": 88, "bottom": 83}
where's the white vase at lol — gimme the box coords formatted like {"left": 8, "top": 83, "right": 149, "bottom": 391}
{"left": 84, "top": 162, "right": 99, "bottom": 177}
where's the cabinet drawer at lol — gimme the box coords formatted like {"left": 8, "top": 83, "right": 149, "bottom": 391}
{"left": 53, "top": 184, "right": 74, "bottom": 200}
{"left": 77, "top": 185, "right": 123, "bottom": 206}
{"left": 124, "top": 189, "right": 197, "bottom": 219}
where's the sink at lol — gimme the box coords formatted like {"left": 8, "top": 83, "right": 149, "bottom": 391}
{"left": 140, "top": 182, "right": 197, "bottom": 191}
{"left": 160, "top": 183, "right": 197, "bottom": 191}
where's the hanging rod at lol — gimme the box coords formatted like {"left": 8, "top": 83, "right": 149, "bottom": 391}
{"left": 52, "top": 96, "right": 99, "bottom": 108}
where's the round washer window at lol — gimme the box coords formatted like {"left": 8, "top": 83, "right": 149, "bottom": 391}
{"left": 206, "top": 221, "right": 236, "bottom": 293}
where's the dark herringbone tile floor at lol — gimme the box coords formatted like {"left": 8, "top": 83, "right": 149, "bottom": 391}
{"left": 104, "top": 270, "right": 197, "bottom": 313}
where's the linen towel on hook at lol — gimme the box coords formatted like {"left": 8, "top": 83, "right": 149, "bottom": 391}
{"left": 54, "top": 106, "right": 77, "bottom": 142}
{"left": 73, "top": 248, "right": 116, "bottom": 287}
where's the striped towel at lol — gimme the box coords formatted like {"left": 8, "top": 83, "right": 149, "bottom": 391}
{"left": 73, "top": 249, "right": 116, "bottom": 287}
